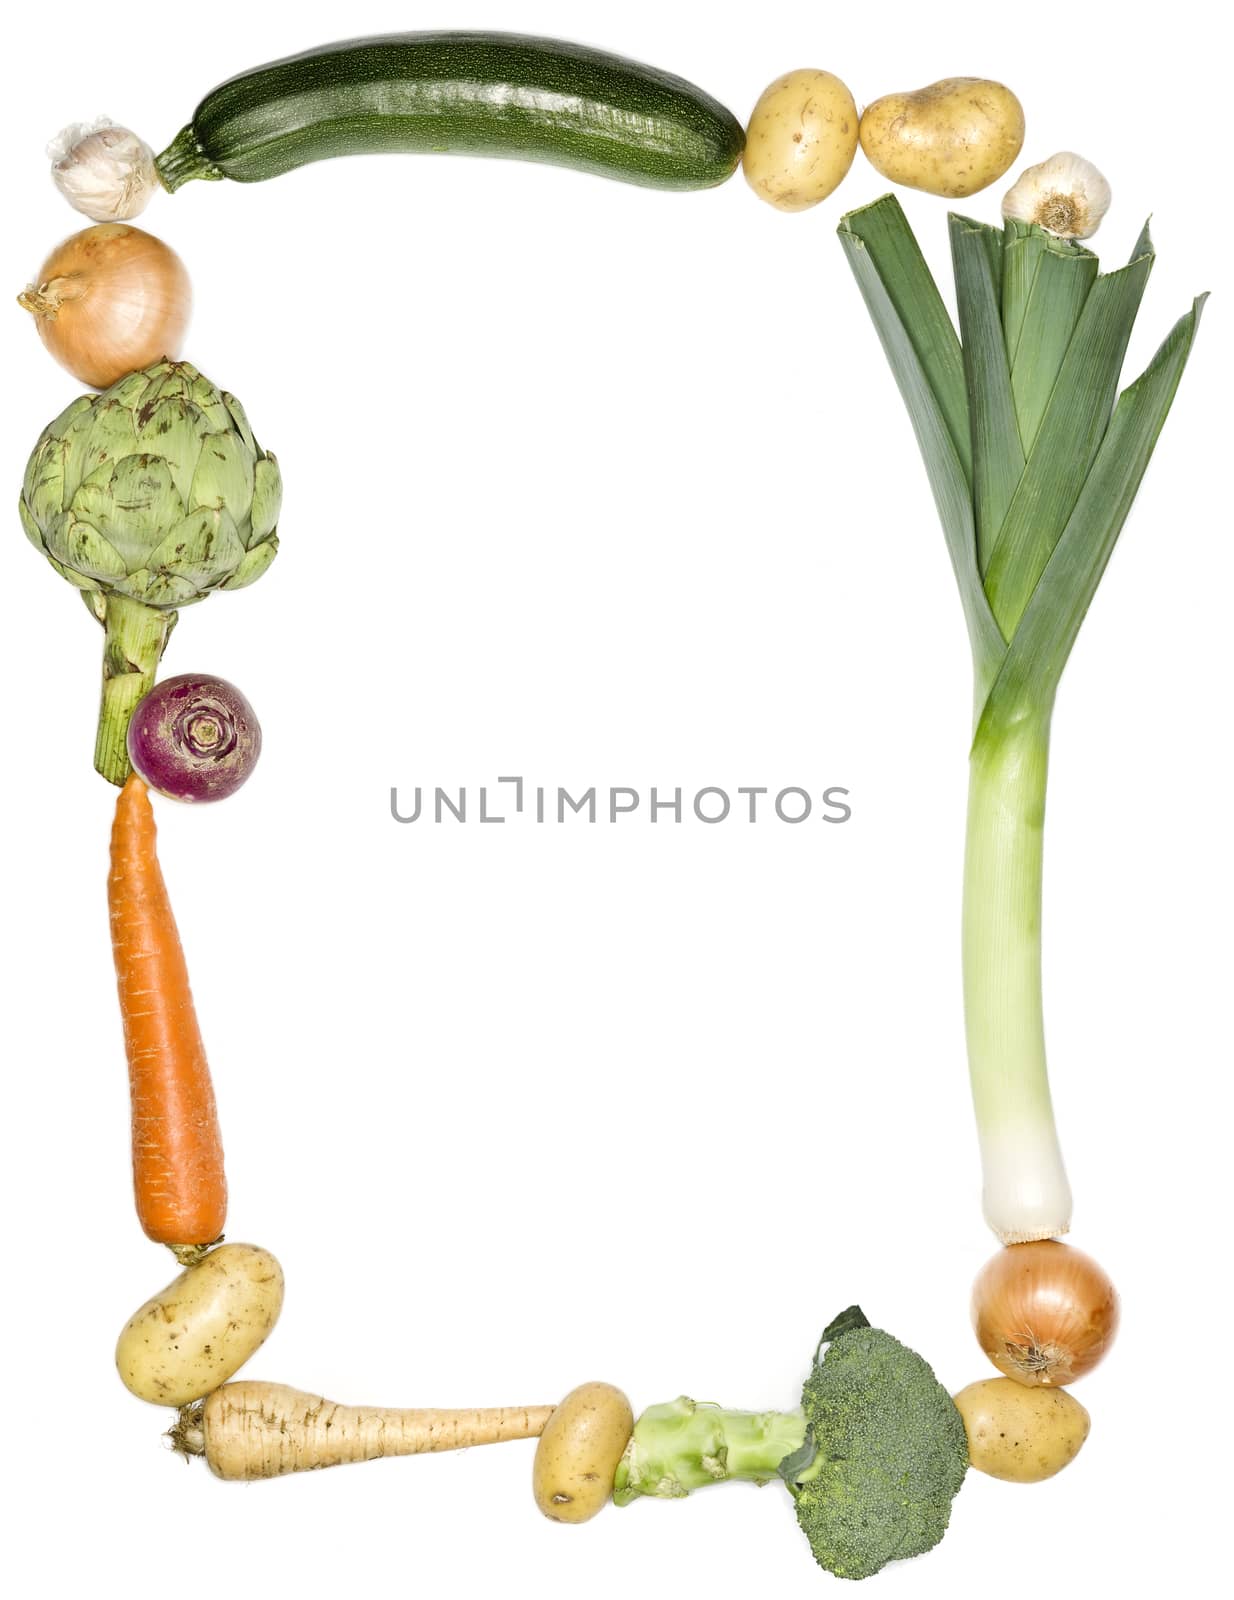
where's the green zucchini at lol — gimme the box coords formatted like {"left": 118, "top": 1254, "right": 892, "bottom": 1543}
{"left": 156, "top": 32, "right": 745, "bottom": 194}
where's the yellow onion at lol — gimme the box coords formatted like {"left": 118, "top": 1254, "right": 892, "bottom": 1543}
{"left": 972, "top": 1238, "right": 1119, "bottom": 1387}
{"left": 18, "top": 224, "right": 190, "bottom": 388}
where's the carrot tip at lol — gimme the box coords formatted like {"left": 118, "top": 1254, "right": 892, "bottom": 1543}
{"left": 169, "top": 1237, "right": 224, "bottom": 1268}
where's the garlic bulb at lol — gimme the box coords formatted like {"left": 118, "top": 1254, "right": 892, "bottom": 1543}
{"left": 48, "top": 118, "right": 158, "bottom": 221}
{"left": 1001, "top": 152, "right": 1111, "bottom": 240}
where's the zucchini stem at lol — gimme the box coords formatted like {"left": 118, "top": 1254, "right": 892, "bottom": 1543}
{"left": 154, "top": 125, "right": 222, "bottom": 192}
{"left": 963, "top": 713, "right": 1071, "bottom": 1241}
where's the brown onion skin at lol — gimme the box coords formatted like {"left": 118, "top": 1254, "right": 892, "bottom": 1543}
{"left": 972, "top": 1239, "right": 1119, "bottom": 1387}
{"left": 19, "top": 224, "right": 190, "bottom": 388}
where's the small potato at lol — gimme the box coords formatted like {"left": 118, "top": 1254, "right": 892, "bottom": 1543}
{"left": 954, "top": 1376, "right": 1090, "bottom": 1483}
{"left": 859, "top": 79, "right": 1024, "bottom": 199}
{"left": 533, "top": 1381, "right": 633, "bottom": 1523}
{"left": 116, "top": 1242, "right": 284, "bottom": 1407}
{"left": 743, "top": 69, "right": 859, "bottom": 212}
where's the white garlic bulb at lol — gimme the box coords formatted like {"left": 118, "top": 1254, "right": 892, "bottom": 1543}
{"left": 48, "top": 118, "right": 158, "bottom": 221}
{"left": 1001, "top": 152, "right": 1111, "bottom": 240}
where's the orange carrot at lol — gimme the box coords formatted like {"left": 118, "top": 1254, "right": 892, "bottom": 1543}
{"left": 108, "top": 773, "right": 226, "bottom": 1250}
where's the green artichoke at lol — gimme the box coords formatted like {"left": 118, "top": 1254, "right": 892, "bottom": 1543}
{"left": 20, "top": 359, "right": 281, "bottom": 783}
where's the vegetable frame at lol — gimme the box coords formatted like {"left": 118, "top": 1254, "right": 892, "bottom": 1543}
{"left": 838, "top": 196, "right": 1205, "bottom": 1242}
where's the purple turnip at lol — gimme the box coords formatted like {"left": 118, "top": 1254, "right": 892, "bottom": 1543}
{"left": 127, "top": 674, "right": 261, "bottom": 801}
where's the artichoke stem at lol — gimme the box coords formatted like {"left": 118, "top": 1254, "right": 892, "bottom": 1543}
{"left": 94, "top": 594, "right": 175, "bottom": 786}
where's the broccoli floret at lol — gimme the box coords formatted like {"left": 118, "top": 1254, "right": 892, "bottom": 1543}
{"left": 783, "top": 1306, "right": 969, "bottom": 1579}
{"left": 613, "top": 1305, "right": 969, "bottom": 1582}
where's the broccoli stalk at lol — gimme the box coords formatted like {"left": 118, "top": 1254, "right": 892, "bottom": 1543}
{"left": 612, "top": 1399, "right": 807, "bottom": 1500}
{"left": 613, "top": 1308, "right": 969, "bottom": 1582}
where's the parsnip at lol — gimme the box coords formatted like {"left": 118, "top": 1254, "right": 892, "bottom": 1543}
{"left": 176, "top": 1381, "right": 554, "bottom": 1479}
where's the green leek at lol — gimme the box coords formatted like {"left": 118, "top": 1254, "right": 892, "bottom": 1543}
{"left": 839, "top": 196, "right": 1205, "bottom": 1242}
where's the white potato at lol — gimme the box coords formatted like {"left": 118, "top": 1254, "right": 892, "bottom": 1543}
{"left": 859, "top": 79, "right": 1024, "bottom": 199}
{"left": 743, "top": 69, "right": 859, "bottom": 212}
{"left": 533, "top": 1382, "right": 633, "bottom": 1523}
{"left": 116, "top": 1242, "right": 284, "bottom": 1407}
{"left": 954, "top": 1376, "right": 1090, "bottom": 1482}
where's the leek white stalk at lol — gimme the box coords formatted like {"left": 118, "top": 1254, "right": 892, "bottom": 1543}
{"left": 963, "top": 717, "right": 1070, "bottom": 1240}
{"left": 839, "top": 196, "right": 1204, "bottom": 1241}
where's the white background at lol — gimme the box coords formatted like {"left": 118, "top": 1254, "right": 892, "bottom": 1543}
{"left": 2, "top": 2, "right": 1228, "bottom": 1594}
